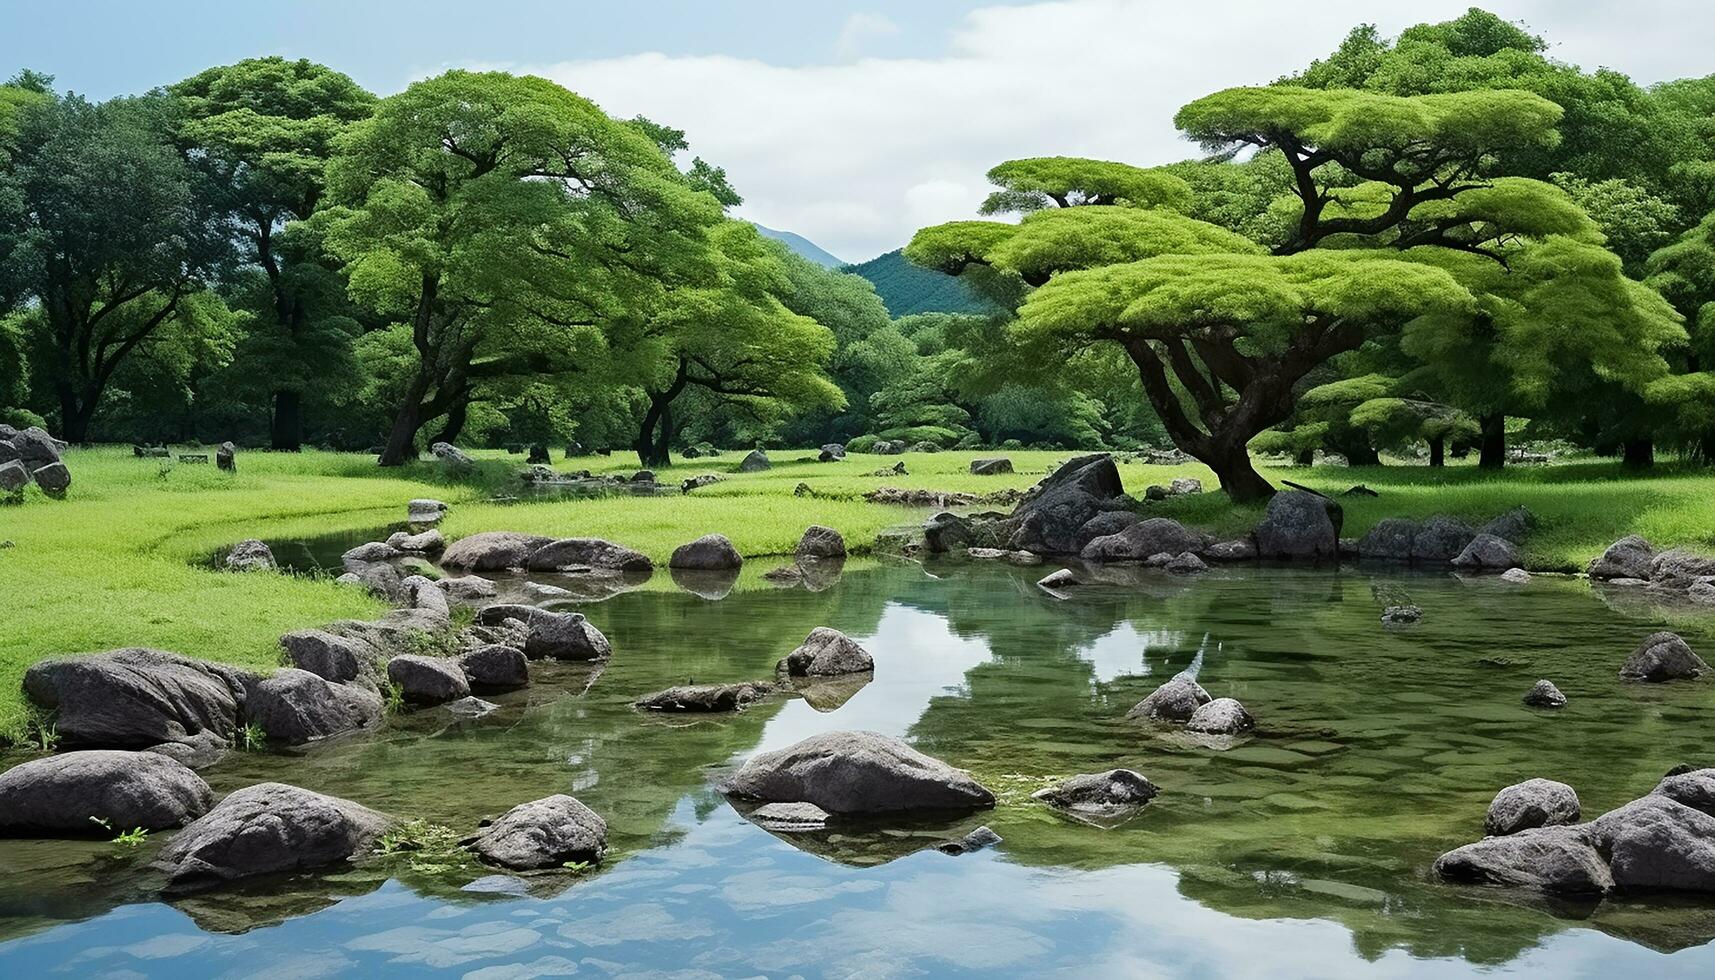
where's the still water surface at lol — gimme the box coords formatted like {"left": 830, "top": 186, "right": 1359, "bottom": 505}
{"left": 4, "top": 555, "right": 1715, "bottom": 977}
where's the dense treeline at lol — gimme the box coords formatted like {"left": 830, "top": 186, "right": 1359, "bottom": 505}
{"left": 5, "top": 8, "right": 1715, "bottom": 491}
{"left": 910, "top": 8, "right": 1715, "bottom": 498}
{"left": 0, "top": 60, "right": 1164, "bottom": 466}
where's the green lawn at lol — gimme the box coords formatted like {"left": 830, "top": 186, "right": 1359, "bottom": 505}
{"left": 3, "top": 444, "right": 1714, "bottom": 741}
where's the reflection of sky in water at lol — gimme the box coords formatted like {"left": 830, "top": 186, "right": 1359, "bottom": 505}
{"left": 1072, "top": 622, "right": 1192, "bottom": 685}
{"left": 751, "top": 603, "right": 996, "bottom": 753}
{"left": 9, "top": 796, "right": 1715, "bottom": 978}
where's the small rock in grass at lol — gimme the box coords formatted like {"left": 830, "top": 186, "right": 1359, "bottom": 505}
{"left": 669, "top": 533, "right": 743, "bottom": 571}
{"left": 796, "top": 525, "right": 846, "bottom": 559}
{"left": 224, "top": 539, "right": 276, "bottom": 572}
{"left": 1523, "top": 679, "right": 1567, "bottom": 708}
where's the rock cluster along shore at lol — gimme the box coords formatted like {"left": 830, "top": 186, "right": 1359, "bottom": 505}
{"left": 0, "top": 424, "right": 72, "bottom": 499}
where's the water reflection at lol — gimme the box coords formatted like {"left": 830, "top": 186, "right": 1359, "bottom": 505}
{"left": 6, "top": 560, "right": 1715, "bottom": 976}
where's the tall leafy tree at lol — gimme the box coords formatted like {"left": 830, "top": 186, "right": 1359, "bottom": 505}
{"left": 171, "top": 57, "right": 375, "bottom": 449}
{"left": 0, "top": 90, "right": 231, "bottom": 441}
{"left": 910, "top": 89, "right": 1680, "bottom": 498}
{"left": 315, "top": 70, "right": 717, "bottom": 465}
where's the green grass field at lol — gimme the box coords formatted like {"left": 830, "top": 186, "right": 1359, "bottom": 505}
{"left": 3, "top": 444, "right": 1715, "bottom": 741}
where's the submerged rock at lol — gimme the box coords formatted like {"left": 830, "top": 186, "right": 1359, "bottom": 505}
{"left": 747, "top": 801, "right": 830, "bottom": 831}
{"left": 936, "top": 825, "right": 1003, "bottom": 855}
{"left": 1037, "top": 568, "right": 1077, "bottom": 590}
{"left": 1126, "top": 675, "right": 1211, "bottom": 724}
{"left": 720, "top": 730, "right": 996, "bottom": 814}
{"left": 1433, "top": 827, "right": 1613, "bottom": 895}
{"left": 474, "top": 605, "right": 611, "bottom": 661}
{"left": 635, "top": 681, "right": 773, "bottom": 712}
{"left": 1620, "top": 631, "right": 1708, "bottom": 682}
{"left": 1205, "top": 538, "right": 1257, "bottom": 562}
{"left": 1254, "top": 491, "right": 1341, "bottom": 561}
{"left": 1032, "top": 769, "right": 1159, "bottom": 819}
{"left": 1163, "top": 552, "right": 1208, "bottom": 575}
{"left": 23, "top": 649, "right": 248, "bottom": 747}
{"left": 440, "top": 531, "right": 554, "bottom": 571}
{"left": 1382, "top": 604, "right": 1423, "bottom": 626}
{"left": 154, "top": 783, "right": 392, "bottom": 893}
{"left": 1485, "top": 779, "right": 1581, "bottom": 836}
{"left": 669, "top": 533, "right": 743, "bottom": 571}
{"left": 224, "top": 539, "right": 277, "bottom": 572}
{"left": 781, "top": 627, "right": 874, "bottom": 677}
{"left": 1522, "top": 679, "right": 1567, "bottom": 708}
{"left": 1186, "top": 697, "right": 1254, "bottom": 735}
{"left": 1501, "top": 567, "right": 1532, "bottom": 584}
{"left": 0, "top": 750, "right": 214, "bottom": 833}
{"left": 465, "top": 794, "right": 608, "bottom": 871}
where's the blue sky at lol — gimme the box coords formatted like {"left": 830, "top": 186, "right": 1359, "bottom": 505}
{"left": 6, "top": 1, "right": 1712, "bottom": 261}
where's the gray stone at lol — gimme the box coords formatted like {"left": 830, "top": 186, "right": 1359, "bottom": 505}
{"left": 1254, "top": 491, "right": 1341, "bottom": 560}
{"left": 1037, "top": 568, "right": 1077, "bottom": 590}
{"left": 13, "top": 426, "right": 63, "bottom": 468}
{"left": 216, "top": 441, "right": 236, "bottom": 472}
{"left": 1485, "top": 779, "right": 1581, "bottom": 836}
{"left": 153, "top": 782, "right": 392, "bottom": 893}
{"left": 342, "top": 540, "right": 401, "bottom": 563}
{"left": 1126, "top": 675, "right": 1211, "bottom": 724}
{"left": 23, "top": 649, "right": 249, "bottom": 747}
{"left": 143, "top": 730, "right": 230, "bottom": 770}
{"left": 1654, "top": 769, "right": 1715, "bottom": 817}
{"left": 819, "top": 443, "right": 846, "bottom": 462}
{"left": 1589, "top": 535, "right": 1656, "bottom": 580}
{"left": 1032, "top": 769, "right": 1159, "bottom": 816}
{"left": 338, "top": 558, "right": 403, "bottom": 601}
{"left": 0, "top": 460, "right": 30, "bottom": 494}
{"left": 738, "top": 449, "right": 771, "bottom": 472}
{"left": 1479, "top": 506, "right": 1535, "bottom": 543}
{"left": 399, "top": 574, "right": 450, "bottom": 624}
{"left": 385, "top": 528, "right": 445, "bottom": 554}
{"left": 748, "top": 801, "right": 830, "bottom": 831}
{"left": 1382, "top": 604, "right": 1423, "bottom": 626}
{"left": 440, "top": 531, "right": 554, "bottom": 571}
{"left": 1080, "top": 517, "right": 1207, "bottom": 563}
{"left": 795, "top": 525, "right": 846, "bottom": 559}
{"left": 1077, "top": 510, "right": 1141, "bottom": 541}
{"left": 1502, "top": 567, "right": 1532, "bottom": 584}
{"left": 279, "top": 629, "right": 384, "bottom": 689}
{"left": 1356, "top": 518, "right": 1417, "bottom": 561}
{"left": 387, "top": 654, "right": 470, "bottom": 706}
{"left": 457, "top": 645, "right": 530, "bottom": 693}
{"left": 0, "top": 750, "right": 213, "bottom": 833}
{"left": 1433, "top": 826, "right": 1613, "bottom": 894}
{"left": 430, "top": 442, "right": 474, "bottom": 469}
{"left": 525, "top": 537, "right": 653, "bottom": 574}
{"left": 474, "top": 605, "right": 611, "bottom": 661}
{"left": 1620, "top": 631, "right": 1708, "bottom": 682}
{"left": 970, "top": 457, "right": 1013, "bottom": 475}
{"left": 1650, "top": 550, "right": 1715, "bottom": 590}
{"left": 1588, "top": 795, "right": 1715, "bottom": 893}
{"left": 1205, "top": 538, "right": 1257, "bottom": 562}
{"left": 669, "top": 533, "right": 743, "bottom": 571}
{"left": 1004, "top": 454, "right": 1127, "bottom": 555}
{"left": 224, "top": 539, "right": 276, "bottom": 572}
{"left": 242, "top": 668, "right": 384, "bottom": 744}
{"left": 407, "top": 498, "right": 448, "bottom": 527}
{"left": 465, "top": 794, "right": 607, "bottom": 870}
{"left": 436, "top": 575, "right": 499, "bottom": 605}
{"left": 1164, "top": 552, "right": 1207, "bottom": 575}
{"left": 1452, "top": 533, "right": 1523, "bottom": 571}
{"left": 721, "top": 730, "right": 995, "bottom": 814}
{"left": 1523, "top": 679, "right": 1567, "bottom": 708}
{"left": 635, "top": 681, "right": 774, "bottom": 712}
{"left": 1186, "top": 697, "right": 1254, "bottom": 735}
{"left": 1169, "top": 478, "right": 1203, "bottom": 495}
{"left": 936, "top": 825, "right": 1003, "bottom": 855}
{"left": 445, "top": 696, "right": 499, "bottom": 717}
{"left": 782, "top": 627, "right": 874, "bottom": 677}
{"left": 1412, "top": 516, "right": 1476, "bottom": 563}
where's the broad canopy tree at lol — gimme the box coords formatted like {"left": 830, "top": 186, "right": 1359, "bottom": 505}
{"left": 909, "top": 85, "right": 1683, "bottom": 499}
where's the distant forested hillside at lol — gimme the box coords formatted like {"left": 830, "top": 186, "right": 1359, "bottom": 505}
{"left": 753, "top": 224, "right": 846, "bottom": 267}
{"left": 844, "top": 249, "right": 997, "bottom": 317}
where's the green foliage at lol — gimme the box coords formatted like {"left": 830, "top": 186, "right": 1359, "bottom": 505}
{"left": 376, "top": 818, "right": 471, "bottom": 877}
{"left": 239, "top": 722, "right": 266, "bottom": 752}
{"left": 978, "top": 156, "right": 1191, "bottom": 214}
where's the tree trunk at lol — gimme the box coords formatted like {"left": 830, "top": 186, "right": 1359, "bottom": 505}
{"left": 1345, "top": 445, "right": 1381, "bottom": 466}
{"left": 1208, "top": 442, "right": 1275, "bottom": 504}
{"left": 634, "top": 398, "right": 672, "bottom": 468}
{"left": 378, "top": 367, "right": 435, "bottom": 467}
{"left": 1478, "top": 413, "right": 1505, "bottom": 470}
{"left": 1428, "top": 435, "right": 1445, "bottom": 468}
{"left": 271, "top": 390, "right": 303, "bottom": 451}
{"left": 1622, "top": 438, "right": 1654, "bottom": 469}
{"left": 56, "top": 385, "right": 92, "bottom": 443}
{"left": 1294, "top": 448, "right": 1314, "bottom": 466}
{"left": 429, "top": 396, "right": 468, "bottom": 448}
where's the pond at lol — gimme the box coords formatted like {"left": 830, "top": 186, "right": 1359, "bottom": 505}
{"left": 4, "top": 557, "right": 1715, "bottom": 977}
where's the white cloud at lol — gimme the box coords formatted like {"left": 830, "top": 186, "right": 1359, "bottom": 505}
{"left": 491, "top": 0, "right": 1715, "bottom": 262}
{"left": 833, "top": 12, "right": 902, "bottom": 62}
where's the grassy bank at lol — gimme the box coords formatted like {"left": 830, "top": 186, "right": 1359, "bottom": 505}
{"left": 3, "top": 444, "right": 1715, "bottom": 739}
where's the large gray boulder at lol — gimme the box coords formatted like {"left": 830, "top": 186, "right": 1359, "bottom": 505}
{"left": 457, "top": 645, "right": 530, "bottom": 693}
{"left": 1186, "top": 697, "right": 1254, "bottom": 735}
{"left": 0, "top": 459, "right": 28, "bottom": 494}
{"left": 1588, "top": 795, "right": 1715, "bottom": 893}
{"left": 1032, "top": 769, "right": 1158, "bottom": 818}
{"left": 970, "top": 457, "right": 1013, "bottom": 476}
{"left": 23, "top": 649, "right": 249, "bottom": 747}
{"left": 13, "top": 426, "right": 63, "bottom": 469}
{"left": 31, "top": 461, "right": 70, "bottom": 495}
{"left": 1079, "top": 518, "right": 1207, "bottom": 563}
{"left": 738, "top": 449, "right": 771, "bottom": 472}
{"left": 1649, "top": 550, "right": 1715, "bottom": 590}
{"left": 224, "top": 539, "right": 277, "bottom": 573}
{"left": 430, "top": 442, "right": 474, "bottom": 469}
{"left": 1125, "top": 675, "right": 1211, "bottom": 723}
{"left": 1078, "top": 510, "right": 1141, "bottom": 542}
{"left": 153, "top": 783, "right": 392, "bottom": 893}
{"left": 1620, "top": 632, "right": 1708, "bottom": 682}
{"left": 474, "top": 605, "right": 611, "bottom": 660}
{"left": 1004, "top": 454, "right": 1128, "bottom": 555}
{"left": 143, "top": 730, "right": 229, "bottom": 771}
{"left": 795, "top": 525, "right": 847, "bottom": 559}
{"left": 635, "top": 681, "right": 774, "bottom": 712}
{"left": 0, "top": 750, "right": 213, "bottom": 833}
{"left": 1433, "top": 826, "right": 1613, "bottom": 894}
{"left": 1452, "top": 533, "right": 1523, "bottom": 571}
{"left": 436, "top": 575, "right": 499, "bottom": 605}
{"left": 669, "top": 533, "right": 743, "bottom": 570}
{"left": 721, "top": 730, "right": 996, "bottom": 814}
{"left": 440, "top": 531, "right": 554, "bottom": 571}
{"left": 387, "top": 654, "right": 470, "bottom": 706}
{"left": 1411, "top": 516, "right": 1476, "bottom": 563}
{"left": 1485, "top": 779, "right": 1581, "bottom": 836}
{"left": 385, "top": 528, "right": 445, "bottom": 554}
{"left": 1356, "top": 518, "right": 1417, "bottom": 561}
{"left": 1254, "top": 491, "right": 1341, "bottom": 561}
{"left": 242, "top": 668, "right": 384, "bottom": 744}
{"left": 525, "top": 537, "right": 653, "bottom": 574}
{"left": 465, "top": 795, "right": 608, "bottom": 870}
{"left": 1654, "top": 768, "right": 1715, "bottom": 817}
{"left": 279, "top": 629, "right": 384, "bottom": 689}
{"left": 781, "top": 627, "right": 874, "bottom": 677}
{"left": 1589, "top": 535, "right": 1656, "bottom": 580}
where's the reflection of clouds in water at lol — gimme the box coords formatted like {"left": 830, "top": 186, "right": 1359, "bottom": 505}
{"left": 748, "top": 604, "right": 995, "bottom": 754}
{"left": 1073, "top": 622, "right": 1189, "bottom": 685}
{"left": 344, "top": 922, "right": 544, "bottom": 969}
